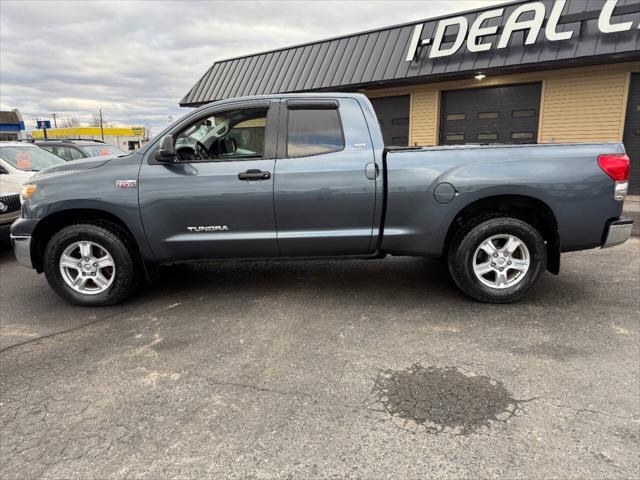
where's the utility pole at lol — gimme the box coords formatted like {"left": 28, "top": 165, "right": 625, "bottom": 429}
{"left": 99, "top": 109, "right": 104, "bottom": 141}
{"left": 36, "top": 117, "right": 48, "bottom": 139}
{"left": 52, "top": 113, "right": 57, "bottom": 128}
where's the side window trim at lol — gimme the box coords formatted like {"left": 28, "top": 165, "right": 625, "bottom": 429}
{"left": 286, "top": 99, "right": 340, "bottom": 110}
{"left": 281, "top": 99, "right": 346, "bottom": 159}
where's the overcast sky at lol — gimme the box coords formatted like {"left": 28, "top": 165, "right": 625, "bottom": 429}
{"left": 0, "top": 0, "right": 510, "bottom": 135}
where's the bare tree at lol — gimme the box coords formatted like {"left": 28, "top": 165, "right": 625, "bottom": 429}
{"left": 59, "top": 117, "right": 80, "bottom": 128}
{"left": 89, "top": 114, "right": 102, "bottom": 127}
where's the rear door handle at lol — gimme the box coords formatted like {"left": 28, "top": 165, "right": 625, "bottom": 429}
{"left": 238, "top": 169, "right": 271, "bottom": 181}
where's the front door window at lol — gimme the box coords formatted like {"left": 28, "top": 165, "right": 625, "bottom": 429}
{"left": 175, "top": 107, "right": 268, "bottom": 162}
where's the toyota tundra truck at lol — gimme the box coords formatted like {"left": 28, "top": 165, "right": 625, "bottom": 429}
{"left": 10, "top": 93, "right": 634, "bottom": 306}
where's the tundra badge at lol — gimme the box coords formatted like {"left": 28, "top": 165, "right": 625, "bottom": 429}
{"left": 187, "top": 226, "right": 229, "bottom": 232}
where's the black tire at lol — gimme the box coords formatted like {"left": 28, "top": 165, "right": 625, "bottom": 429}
{"left": 447, "top": 217, "right": 546, "bottom": 303}
{"left": 43, "top": 222, "right": 139, "bottom": 306}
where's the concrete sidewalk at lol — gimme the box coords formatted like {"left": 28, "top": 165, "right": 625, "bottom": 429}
{"left": 623, "top": 195, "right": 639, "bottom": 236}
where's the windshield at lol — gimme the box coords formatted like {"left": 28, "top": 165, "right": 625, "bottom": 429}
{"left": 0, "top": 145, "right": 66, "bottom": 171}
{"left": 82, "top": 144, "right": 126, "bottom": 157}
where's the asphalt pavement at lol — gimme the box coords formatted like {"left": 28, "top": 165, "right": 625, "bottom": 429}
{"left": 0, "top": 240, "right": 639, "bottom": 479}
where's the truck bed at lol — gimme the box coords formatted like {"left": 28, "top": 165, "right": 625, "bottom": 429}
{"left": 381, "top": 142, "right": 627, "bottom": 256}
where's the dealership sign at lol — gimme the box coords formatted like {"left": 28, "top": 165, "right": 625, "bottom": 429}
{"left": 406, "top": 0, "right": 639, "bottom": 62}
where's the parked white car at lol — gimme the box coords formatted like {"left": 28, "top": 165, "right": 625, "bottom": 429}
{"left": 0, "top": 142, "right": 65, "bottom": 240}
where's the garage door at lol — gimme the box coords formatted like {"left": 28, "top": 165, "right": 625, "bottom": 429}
{"left": 623, "top": 73, "right": 640, "bottom": 195}
{"left": 440, "top": 83, "right": 542, "bottom": 146}
{"left": 370, "top": 95, "right": 410, "bottom": 147}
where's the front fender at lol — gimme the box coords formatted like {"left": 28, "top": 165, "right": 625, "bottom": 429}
{"left": 18, "top": 153, "right": 154, "bottom": 263}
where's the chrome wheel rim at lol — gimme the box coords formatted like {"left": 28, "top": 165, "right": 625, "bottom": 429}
{"left": 472, "top": 234, "right": 530, "bottom": 289}
{"left": 59, "top": 241, "right": 115, "bottom": 295}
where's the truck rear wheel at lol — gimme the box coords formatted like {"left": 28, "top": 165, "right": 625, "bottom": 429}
{"left": 448, "top": 217, "right": 546, "bottom": 303}
{"left": 43, "top": 223, "right": 139, "bottom": 306}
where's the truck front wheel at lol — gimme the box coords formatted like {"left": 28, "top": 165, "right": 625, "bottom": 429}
{"left": 448, "top": 217, "right": 546, "bottom": 303}
{"left": 43, "top": 223, "right": 139, "bottom": 306}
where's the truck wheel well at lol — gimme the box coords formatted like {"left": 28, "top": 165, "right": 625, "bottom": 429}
{"left": 31, "top": 209, "right": 139, "bottom": 272}
{"left": 444, "top": 195, "right": 560, "bottom": 274}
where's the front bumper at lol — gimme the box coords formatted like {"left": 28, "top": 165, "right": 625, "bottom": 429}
{"left": 0, "top": 223, "right": 12, "bottom": 241}
{"left": 0, "top": 211, "right": 21, "bottom": 241}
{"left": 10, "top": 234, "right": 33, "bottom": 268}
{"left": 602, "top": 217, "right": 634, "bottom": 248}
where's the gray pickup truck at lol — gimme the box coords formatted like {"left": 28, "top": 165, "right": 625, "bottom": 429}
{"left": 10, "top": 93, "right": 633, "bottom": 306}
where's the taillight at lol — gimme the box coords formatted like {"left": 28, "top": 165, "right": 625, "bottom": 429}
{"left": 598, "top": 153, "right": 630, "bottom": 201}
{"left": 598, "top": 153, "right": 630, "bottom": 181}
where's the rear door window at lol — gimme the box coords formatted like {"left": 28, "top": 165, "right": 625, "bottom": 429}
{"left": 82, "top": 145, "right": 124, "bottom": 157}
{"left": 67, "top": 147, "right": 85, "bottom": 160}
{"left": 43, "top": 145, "right": 85, "bottom": 161}
{"left": 287, "top": 108, "right": 344, "bottom": 157}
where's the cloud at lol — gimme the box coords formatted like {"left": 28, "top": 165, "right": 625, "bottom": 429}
{"left": 0, "top": 0, "right": 509, "bottom": 135}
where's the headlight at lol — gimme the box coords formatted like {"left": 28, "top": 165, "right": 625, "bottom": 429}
{"left": 20, "top": 184, "right": 37, "bottom": 201}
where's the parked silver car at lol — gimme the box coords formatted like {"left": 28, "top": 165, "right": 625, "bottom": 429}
{"left": 0, "top": 142, "right": 65, "bottom": 240}
{"left": 34, "top": 139, "right": 126, "bottom": 161}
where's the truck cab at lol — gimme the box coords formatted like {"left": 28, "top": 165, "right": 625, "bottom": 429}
{"left": 140, "top": 95, "right": 382, "bottom": 261}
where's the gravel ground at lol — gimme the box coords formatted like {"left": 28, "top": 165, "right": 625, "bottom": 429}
{"left": 0, "top": 240, "right": 639, "bottom": 479}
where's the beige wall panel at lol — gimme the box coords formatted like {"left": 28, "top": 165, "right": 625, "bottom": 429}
{"left": 539, "top": 71, "right": 630, "bottom": 143}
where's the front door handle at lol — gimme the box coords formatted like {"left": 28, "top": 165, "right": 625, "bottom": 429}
{"left": 238, "top": 169, "right": 271, "bottom": 181}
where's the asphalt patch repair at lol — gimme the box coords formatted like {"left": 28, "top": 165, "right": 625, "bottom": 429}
{"left": 373, "top": 364, "right": 527, "bottom": 435}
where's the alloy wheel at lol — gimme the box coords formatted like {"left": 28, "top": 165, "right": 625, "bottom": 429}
{"left": 59, "top": 241, "right": 116, "bottom": 295}
{"left": 472, "top": 234, "right": 530, "bottom": 289}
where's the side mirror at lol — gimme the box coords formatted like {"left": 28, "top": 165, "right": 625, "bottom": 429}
{"left": 0, "top": 164, "right": 8, "bottom": 174}
{"left": 155, "top": 135, "right": 177, "bottom": 163}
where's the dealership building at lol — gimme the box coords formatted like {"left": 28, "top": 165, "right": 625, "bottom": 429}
{"left": 181, "top": 0, "right": 640, "bottom": 192}
{"left": 0, "top": 109, "right": 25, "bottom": 141}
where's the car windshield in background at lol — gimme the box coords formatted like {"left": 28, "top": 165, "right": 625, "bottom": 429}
{"left": 82, "top": 145, "right": 126, "bottom": 157}
{"left": 0, "top": 146, "right": 66, "bottom": 171}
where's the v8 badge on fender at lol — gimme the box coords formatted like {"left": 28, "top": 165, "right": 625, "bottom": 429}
{"left": 116, "top": 180, "right": 137, "bottom": 189}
